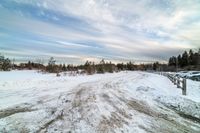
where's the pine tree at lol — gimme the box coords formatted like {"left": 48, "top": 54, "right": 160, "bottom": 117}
{"left": 46, "top": 57, "right": 56, "bottom": 73}
{"left": 62, "top": 64, "right": 67, "bottom": 71}
{"left": 117, "top": 63, "right": 124, "bottom": 71}
{"left": 2, "top": 58, "right": 11, "bottom": 71}
{"left": 97, "top": 59, "right": 105, "bottom": 73}
{"left": 198, "top": 48, "right": 200, "bottom": 55}
{"left": 168, "top": 56, "right": 176, "bottom": 66}
{"left": 168, "top": 57, "right": 172, "bottom": 66}
{"left": 153, "top": 62, "right": 159, "bottom": 71}
{"left": 181, "top": 51, "right": 189, "bottom": 67}
{"left": 189, "top": 49, "right": 194, "bottom": 65}
{"left": 177, "top": 55, "right": 182, "bottom": 67}
{"left": 0, "top": 55, "right": 4, "bottom": 71}
{"left": 196, "top": 48, "right": 200, "bottom": 66}
{"left": 127, "top": 61, "right": 134, "bottom": 70}
{"left": 27, "top": 61, "right": 32, "bottom": 70}
{"left": 0, "top": 54, "right": 11, "bottom": 71}
{"left": 106, "top": 61, "right": 114, "bottom": 73}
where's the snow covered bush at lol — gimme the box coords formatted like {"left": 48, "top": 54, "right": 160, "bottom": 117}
{"left": 0, "top": 54, "right": 11, "bottom": 71}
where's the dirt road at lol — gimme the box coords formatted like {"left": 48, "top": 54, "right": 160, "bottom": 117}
{"left": 0, "top": 72, "right": 200, "bottom": 133}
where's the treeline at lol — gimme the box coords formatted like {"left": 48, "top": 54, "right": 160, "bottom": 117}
{"left": 168, "top": 49, "right": 200, "bottom": 71}
{"left": 1, "top": 48, "right": 199, "bottom": 73}
{"left": 45, "top": 58, "right": 136, "bottom": 74}
{"left": 0, "top": 54, "right": 161, "bottom": 74}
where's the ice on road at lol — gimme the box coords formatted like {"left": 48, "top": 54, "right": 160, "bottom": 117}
{"left": 0, "top": 71, "right": 200, "bottom": 133}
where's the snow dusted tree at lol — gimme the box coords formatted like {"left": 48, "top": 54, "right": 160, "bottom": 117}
{"left": 0, "top": 54, "right": 11, "bottom": 71}
{"left": 0, "top": 54, "right": 4, "bottom": 71}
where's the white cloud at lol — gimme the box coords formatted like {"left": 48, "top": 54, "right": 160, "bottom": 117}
{"left": 1, "top": 0, "right": 200, "bottom": 64}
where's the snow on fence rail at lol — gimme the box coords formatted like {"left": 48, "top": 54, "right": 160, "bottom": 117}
{"left": 158, "top": 72, "right": 187, "bottom": 95}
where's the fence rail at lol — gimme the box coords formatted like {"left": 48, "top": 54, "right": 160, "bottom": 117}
{"left": 158, "top": 72, "right": 187, "bottom": 95}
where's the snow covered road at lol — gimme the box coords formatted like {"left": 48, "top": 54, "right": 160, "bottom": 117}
{"left": 0, "top": 71, "right": 200, "bottom": 133}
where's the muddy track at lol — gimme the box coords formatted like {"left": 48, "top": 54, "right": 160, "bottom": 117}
{"left": 36, "top": 110, "right": 64, "bottom": 133}
{"left": 162, "top": 104, "right": 200, "bottom": 124}
{"left": 60, "top": 80, "right": 200, "bottom": 132}
{"left": 0, "top": 104, "right": 35, "bottom": 119}
{"left": 1, "top": 73, "right": 200, "bottom": 133}
{"left": 39, "top": 78, "right": 200, "bottom": 133}
{"left": 155, "top": 96, "right": 200, "bottom": 124}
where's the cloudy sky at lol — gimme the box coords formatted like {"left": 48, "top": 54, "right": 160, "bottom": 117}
{"left": 0, "top": 0, "right": 200, "bottom": 64}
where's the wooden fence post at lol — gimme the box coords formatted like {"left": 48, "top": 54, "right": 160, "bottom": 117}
{"left": 173, "top": 76, "right": 175, "bottom": 84}
{"left": 177, "top": 77, "right": 181, "bottom": 88}
{"left": 174, "top": 76, "right": 177, "bottom": 85}
{"left": 182, "top": 78, "right": 187, "bottom": 95}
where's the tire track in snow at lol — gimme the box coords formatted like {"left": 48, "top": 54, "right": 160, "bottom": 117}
{"left": 1, "top": 72, "right": 200, "bottom": 133}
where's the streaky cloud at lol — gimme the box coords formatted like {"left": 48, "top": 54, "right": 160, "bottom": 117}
{"left": 0, "top": 0, "right": 200, "bottom": 64}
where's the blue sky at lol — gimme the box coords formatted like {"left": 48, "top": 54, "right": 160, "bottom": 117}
{"left": 0, "top": 0, "right": 200, "bottom": 64}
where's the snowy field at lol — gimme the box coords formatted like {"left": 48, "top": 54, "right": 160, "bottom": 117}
{"left": 0, "top": 70, "right": 200, "bottom": 133}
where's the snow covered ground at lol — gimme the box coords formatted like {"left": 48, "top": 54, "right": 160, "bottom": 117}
{"left": 0, "top": 70, "right": 200, "bottom": 133}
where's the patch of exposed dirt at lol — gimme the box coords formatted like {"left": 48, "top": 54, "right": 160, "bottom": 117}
{"left": 0, "top": 105, "right": 35, "bottom": 119}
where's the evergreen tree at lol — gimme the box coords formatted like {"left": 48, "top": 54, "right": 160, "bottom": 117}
{"left": 153, "top": 62, "right": 159, "bottom": 71}
{"left": 27, "top": 61, "right": 32, "bottom": 70}
{"left": 193, "top": 48, "right": 200, "bottom": 66}
{"left": 2, "top": 58, "right": 11, "bottom": 71}
{"left": 127, "top": 61, "right": 134, "bottom": 70}
{"left": 117, "top": 63, "right": 124, "bottom": 71}
{"left": 0, "top": 54, "right": 11, "bottom": 71}
{"left": 46, "top": 57, "right": 56, "bottom": 73}
{"left": 188, "top": 49, "right": 194, "bottom": 65}
{"left": 168, "top": 57, "right": 172, "bottom": 66}
{"left": 198, "top": 48, "right": 200, "bottom": 65}
{"left": 0, "top": 55, "right": 4, "bottom": 70}
{"left": 62, "top": 64, "right": 67, "bottom": 71}
{"left": 181, "top": 51, "right": 189, "bottom": 67}
{"left": 177, "top": 54, "right": 182, "bottom": 67}
{"left": 168, "top": 56, "right": 176, "bottom": 66}
{"left": 198, "top": 48, "right": 200, "bottom": 55}
{"left": 97, "top": 59, "right": 105, "bottom": 73}
{"left": 105, "top": 61, "right": 114, "bottom": 73}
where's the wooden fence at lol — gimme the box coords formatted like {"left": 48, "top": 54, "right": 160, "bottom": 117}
{"left": 159, "top": 72, "right": 187, "bottom": 95}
